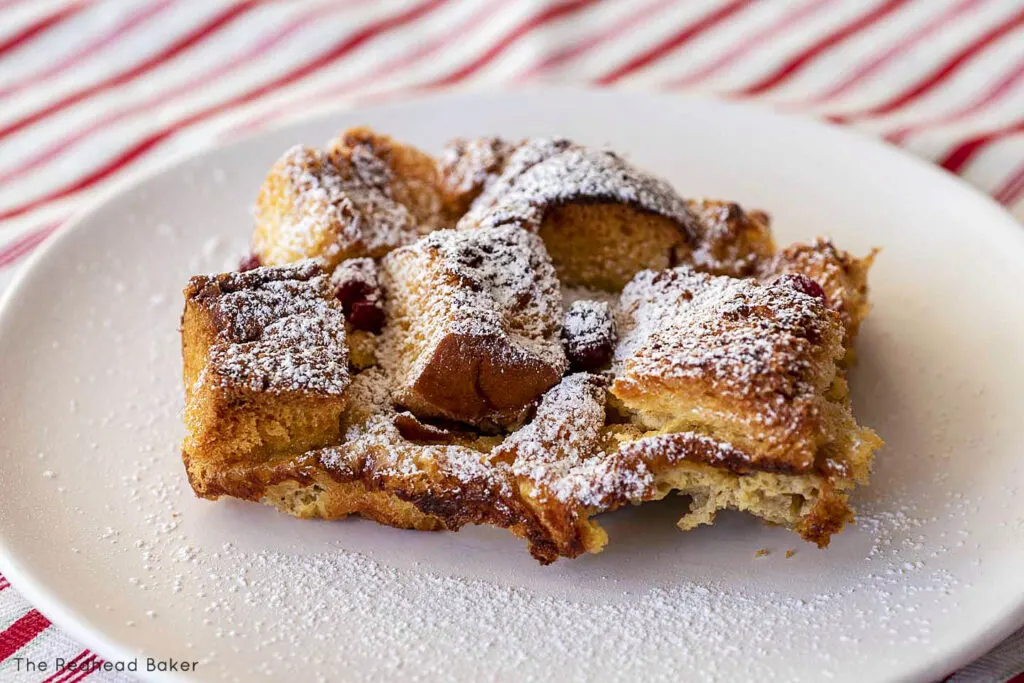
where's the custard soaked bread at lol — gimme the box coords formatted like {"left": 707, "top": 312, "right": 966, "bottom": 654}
{"left": 253, "top": 128, "right": 445, "bottom": 269}
{"left": 609, "top": 267, "right": 881, "bottom": 545}
{"left": 611, "top": 267, "right": 861, "bottom": 471}
{"left": 181, "top": 263, "right": 351, "bottom": 495}
{"left": 378, "top": 225, "right": 567, "bottom": 429}
{"left": 181, "top": 127, "right": 882, "bottom": 563}
{"left": 449, "top": 137, "right": 775, "bottom": 289}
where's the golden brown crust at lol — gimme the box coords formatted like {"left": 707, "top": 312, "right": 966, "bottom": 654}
{"left": 763, "top": 237, "right": 876, "bottom": 347}
{"left": 378, "top": 225, "right": 567, "bottom": 429}
{"left": 181, "top": 263, "right": 350, "bottom": 469}
{"left": 793, "top": 481, "right": 855, "bottom": 547}
{"left": 683, "top": 199, "right": 776, "bottom": 277}
{"left": 401, "top": 333, "right": 564, "bottom": 427}
{"left": 616, "top": 431, "right": 809, "bottom": 476}
{"left": 328, "top": 127, "right": 447, "bottom": 233}
{"left": 436, "top": 136, "right": 516, "bottom": 217}
{"left": 188, "top": 434, "right": 603, "bottom": 565}
{"left": 252, "top": 128, "right": 446, "bottom": 269}
{"left": 611, "top": 266, "right": 850, "bottom": 472}
{"left": 185, "top": 450, "right": 445, "bottom": 531}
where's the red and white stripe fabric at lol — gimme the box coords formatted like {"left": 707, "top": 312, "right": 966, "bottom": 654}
{"left": 0, "top": 1, "right": 1022, "bottom": 680}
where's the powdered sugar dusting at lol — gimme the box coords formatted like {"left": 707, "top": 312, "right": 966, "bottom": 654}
{"left": 503, "top": 374, "right": 652, "bottom": 508}
{"left": 209, "top": 310, "right": 349, "bottom": 394}
{"left": 257, "top": 146, "right": 356, "bottom": 261}
{"left": 95, "top": 473, "right": 974, "bottom": 683}
{"left": 561, "top": 299, "right": 616, "bottom": 368}
{"left": 255, "top": 144, "right": 417, "bottom": 263}
{"left": 193, "top": 262, "right": 350, "bottom": 395}
{"left": 615, "top": 266, "right": 841, "bottom": 404}
{"left": 326, "top": 414, "right": 519, "bottom": 506}
{"left": 459, "top": 138, "right": 694, "bottom": 236}
{"left": 618, "top": 431, "right": 756, "bottom": 472}
{"left": 378, "top": 225, "right": 568, "bottom": 407}
{"left": 437, "top": 136, "right": 515, "bottom": 210}
{"left": 426, "top": 225, "right": 564, "bottom": 363}
{"left": 329, "top": 137, "right": 420, "bottom": 254}
{"left": 563, "top": 301, "right": 613, "bottom": 344}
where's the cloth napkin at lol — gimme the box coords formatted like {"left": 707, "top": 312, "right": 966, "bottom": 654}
{"left": 1, "top": 1, "right": 1022, "bottom": 681}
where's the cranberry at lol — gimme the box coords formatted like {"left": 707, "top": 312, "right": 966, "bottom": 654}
{"left": 347, "top": 300, "right": 385, "bottom": 334}
{"left": 332, "top": 258, "right": 384, "bottom": 333}
{"left": 238, "top": 253, "right": 261, "bottom": 272}
{"left": 776, "top": 273, "right": 826, "bottom": 302}
{"left": 561, "top": 300, "right": 616, "bottom": 371}
{"left": 568, "top": 342, "right": 613, "bottom": 371}
{"left": 335, "top": 278, "right": 374, "bottom": 308}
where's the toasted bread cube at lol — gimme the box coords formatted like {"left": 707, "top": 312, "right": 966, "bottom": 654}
{"left": 252, "top": 128, "right": 446, "bottom": 269}
{"left": 328, "top": 126, "right": 447, "bottom": 232}
{"left": 436, "top": 136, "right": 516, "bottom": 218}
{"left": 181, "top": 263, "right": 351, "bottom": 494}
{"left": 252, "top": 145, "right": 362, "bottom": 268}
{"left": 454, "top": 138, "right": 782, "bottom": 290}
{"left": 379, "top": 225, "right": 567, "bottom": 429}
{"left": 611, "top": 266, "right": 865, "bottom": 473}
{"left": 763, "top": 237, "right": 876, "bottom": 347}
{"left": 457, "top": 139, "right": 695, "bottom": 291}
{"left": 683, "top": 199, "right": 776, "bottom": 277}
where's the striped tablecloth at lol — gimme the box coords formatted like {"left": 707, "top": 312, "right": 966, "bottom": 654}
{"left": 1, "top": 1, "right": 1022, "bottom": 680}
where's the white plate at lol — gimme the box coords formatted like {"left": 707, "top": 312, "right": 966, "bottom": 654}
{"left": 1, "top": 89, "right": 1023, "bottom": 683}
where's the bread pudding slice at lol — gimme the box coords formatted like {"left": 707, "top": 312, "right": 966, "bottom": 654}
{"left": 182, "top": 128, "right": 883, "bottom": 564}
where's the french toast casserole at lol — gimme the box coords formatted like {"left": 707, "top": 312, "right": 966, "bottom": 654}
{"left": 180, "top": 128, "right": 882, "bottom": 564}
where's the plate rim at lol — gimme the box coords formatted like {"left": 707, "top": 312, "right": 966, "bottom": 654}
{"left": 1, "top": 86, "right": 1022, "bottom": 682}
